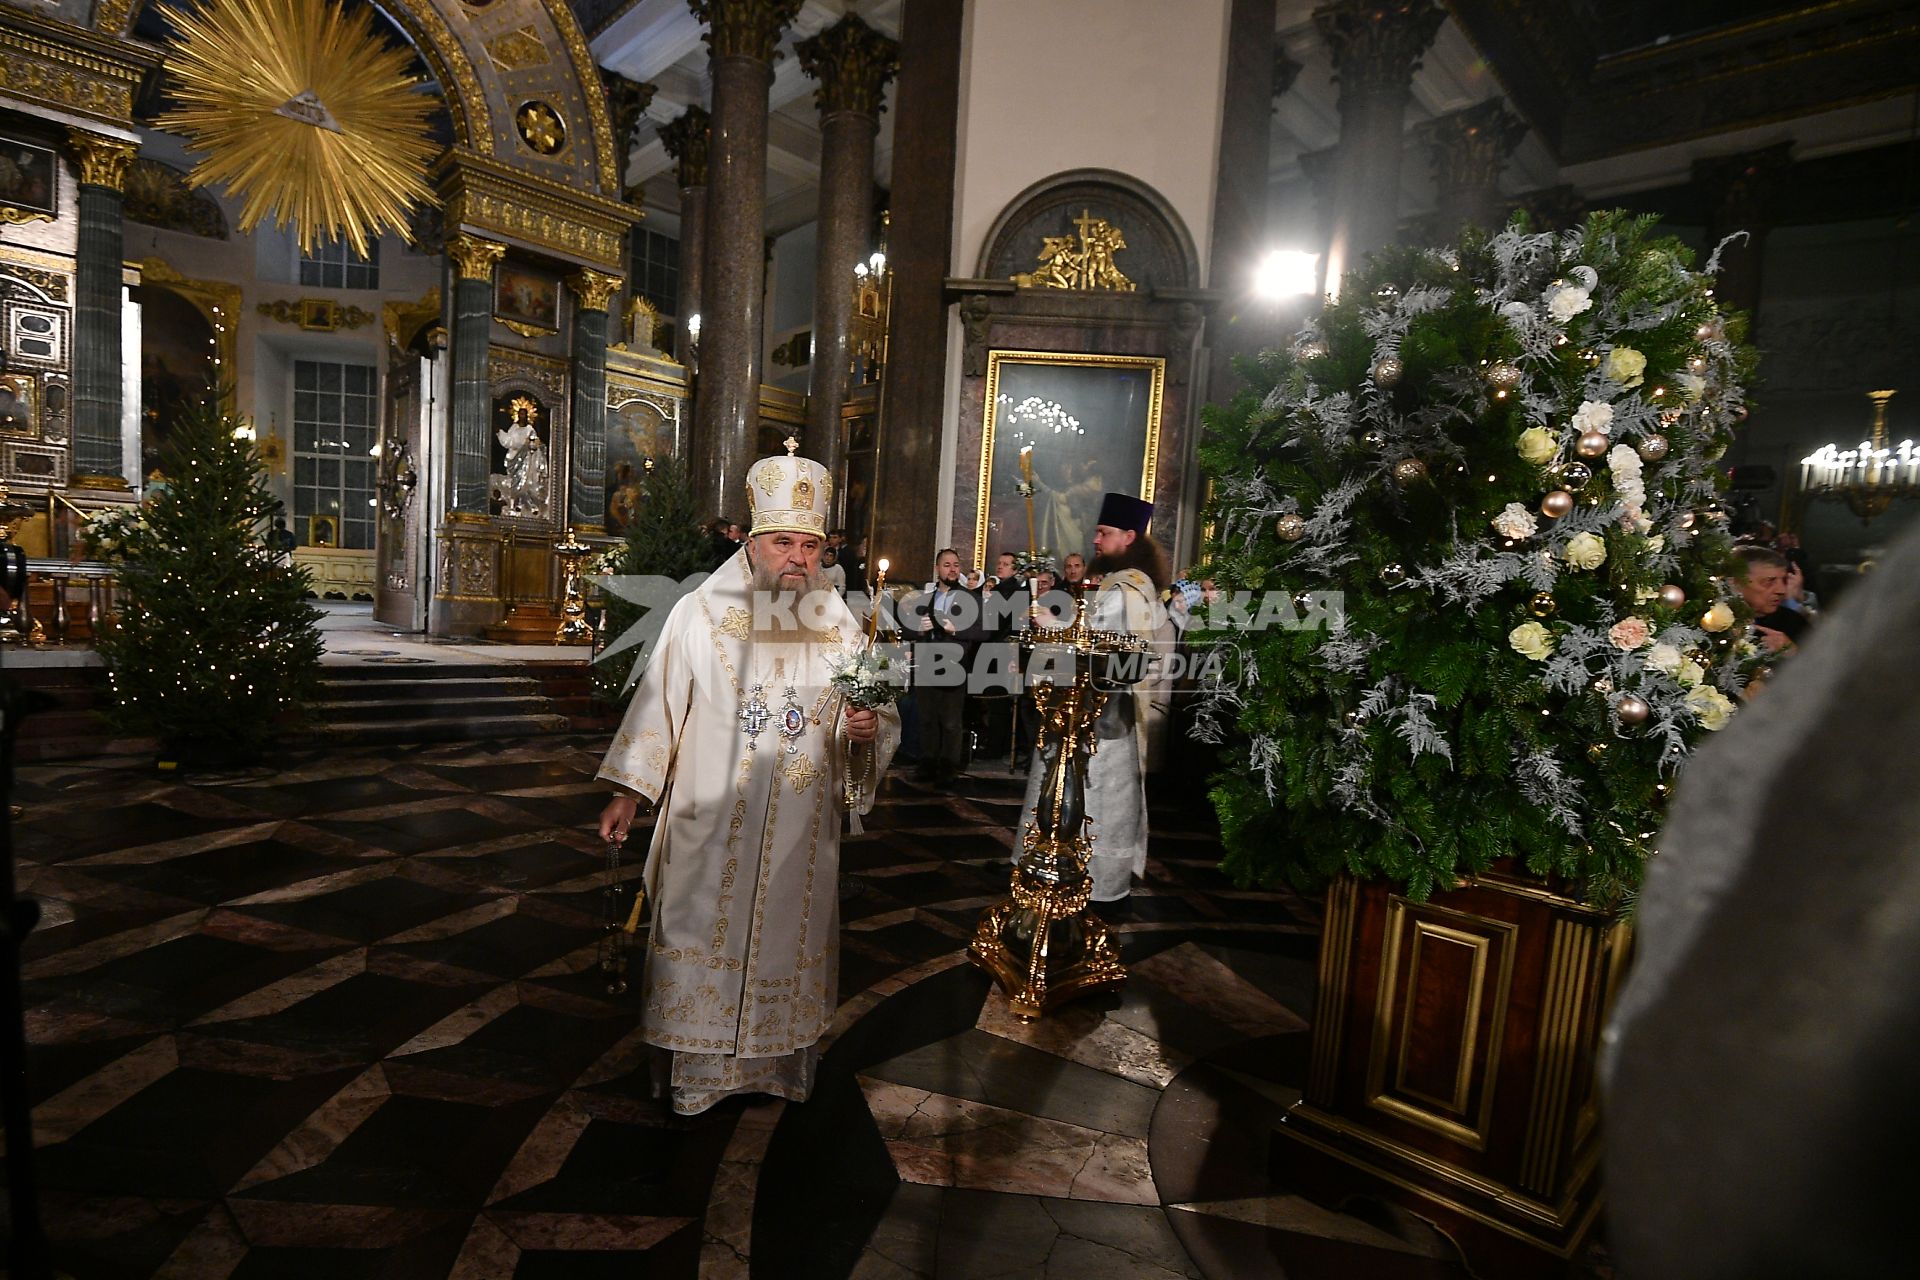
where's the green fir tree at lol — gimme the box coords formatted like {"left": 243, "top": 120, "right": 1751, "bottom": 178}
{"left": 97, "top": 399, "right": 323, "bottom": 764}
{"left": 1192, "top": 212, "right": 1762, "bottom": 907}
{"left": 593, "top": 457, "right": 714, "bottom": 704}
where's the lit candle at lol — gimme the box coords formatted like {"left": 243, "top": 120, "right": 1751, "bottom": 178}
{"left": 867, "top": 557, "right": 890, "bottom": 641}
{"left": 1019, "top": 446, "right": 1037, "bottom": 560}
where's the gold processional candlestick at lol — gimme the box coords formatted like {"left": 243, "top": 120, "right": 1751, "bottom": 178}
{"left": 866, "top": 557, "right": 890, "bottom": 641}
{"left": 1019, "top": 445, "right": 1037, "bottom": 561}
{"left": 553, "top": 528, "right": 594, "bottom": 644}
{"left": 967, "top": 593, "right": 1147, "bottom": 1019}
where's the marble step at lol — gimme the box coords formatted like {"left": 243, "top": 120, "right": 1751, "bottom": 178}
{"left": 309, "top": 694, "right": 554, "bottom": 723}
{"left": 317, "top": 676, "right": 543, "bottom": 702}
{"left": 303, "top": 712, "right": 574, "bottom": 747}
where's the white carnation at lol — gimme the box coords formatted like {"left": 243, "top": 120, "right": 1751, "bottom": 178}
{"left": 1547, "top": 285, "right": 1593, "bottom": 322}
{"left": 1571, "top": 400, "right": 1614, "bottom": 435}
{"left": 1492, "top": 502, "right": 1538, "bottom": 540}
{"left": 1644, "top": 642, "right": 1683, "bottom": 676}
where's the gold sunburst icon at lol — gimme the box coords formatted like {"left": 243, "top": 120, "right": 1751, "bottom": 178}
{"left": 158, "top": 0, "right": 440, "bottom": 258}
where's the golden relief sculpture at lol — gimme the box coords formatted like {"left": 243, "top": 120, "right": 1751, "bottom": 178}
{"left": 447, "top": 233, "right": 507, "bottom": 281}
{"left": 156, "top": 0, "right": 439, "bottom": 258}
{"left": 1013, "top": 210, "right": 1137, "bottom": 292}
{"left": 436, "top": 153, "right": 632, "bottom": 269}
{"left": 516, "top": 101, "right": 567, "bottom": 156}
{"left": 0, "top": 11, "right": 153, "bottom": 127}
{"left": 65, "top": 128, "right": 137, "bottom": 190}
{"left": 257, "top": 298, "right": 376, "bottom": 331}
{"left": 485, "top": 26, "right": 550, "bottom": 73}
{"left": 565, "top": 268, "right": 623, "bottom": 313}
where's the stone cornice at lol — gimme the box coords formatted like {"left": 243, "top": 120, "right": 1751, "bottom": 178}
{"left": 436, "top": 150, "right": 639, "bottom": 270}
{"left": 796, "top": 15, "right": 899, "bottom": 120}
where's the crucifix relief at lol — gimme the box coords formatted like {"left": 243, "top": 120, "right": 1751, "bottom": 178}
{"left": 1013, "top": 209, "right": 1136, "bottom": 293}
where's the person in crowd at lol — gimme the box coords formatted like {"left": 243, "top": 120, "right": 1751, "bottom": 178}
{"left": 706, "top": 516, "right": 738, "bottom": 569}
{"left": 901, "top": 547, "right": 984, "bottom": 784}
{"left": 1062, "top": 552, "right": 1087, "bottom": 592}
{"left": 820, "top": 545, "right": 847, "bottom": 596}
{"left": 1783, "top": 557, "right": 1819, "bottom": 620}
{"left": 1735, "top": 543, "right": 1805, "bottom": 651}
{"left": 1016, "top": 496, "right": 1171, "bottom": 908}
{"left": 596, "top": 445, "right": 898, "bottom": 1115}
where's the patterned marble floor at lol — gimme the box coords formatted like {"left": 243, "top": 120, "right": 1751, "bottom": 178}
{"left": 4, "top": 736, "right": 1602, "bottom": 1278}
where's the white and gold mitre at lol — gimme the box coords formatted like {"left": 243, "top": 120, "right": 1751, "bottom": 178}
{"left": 746, "top": 436, "right": 832, "bottom": 537}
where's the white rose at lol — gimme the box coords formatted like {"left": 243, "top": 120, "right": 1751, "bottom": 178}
{"left": 1685, "top": 684, "right": 1735, "bottom": 731}
{"left": 1644, "top": 642, "right": 1683, "bottom": 676}
{"left": 1570, "top": 400, "right": 1614, "bottom": 436}
{"left": 1674, "top": 373, "right": 1707, "bottom": 403}
{"left": 1605, "top": 346, "right": 1647, "bottom": 388}
{"left": 1492, "top": 502, "right": 1538, "bottom": 540}
{"left": 1563, "top": 532, "right": 1607, "bottom": 571}
{"left": 1548, "top": 286, "right": 1593, "bottom": 322}
{"left": 1677, "top": 660, "right": 1706, "bottom": 687}
{"left": 1517, "top": 428, "right": 1558, "bottom": 465}
{"left": 1700, "top": 601, "right": 1735, "bottom": 633}
{"left": 1509, "top": 622, "right": 1554, "bottom": 661}
{"left": 1646, "top": 535, "right": 1665, "bottom": 555}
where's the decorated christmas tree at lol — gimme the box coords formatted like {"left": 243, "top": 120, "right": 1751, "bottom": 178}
{"left": 1193, "top": 211, "right": 1761, "bottom": 906}
{"left": 591, "top": 457, "right": 713, "bottom": 704}
{"left": 96, "top": 400, "right": 323, "bottom": 764}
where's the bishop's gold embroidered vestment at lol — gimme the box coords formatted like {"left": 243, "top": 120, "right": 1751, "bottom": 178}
{"left": 598, "top": 550, "right": 899, "bottom": 1113}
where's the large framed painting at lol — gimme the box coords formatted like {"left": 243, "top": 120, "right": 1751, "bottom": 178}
{"left": 974, "top": 350, "right": 1165, "bottom": 568}
{"left": 0, "top": 139, "right": 57, "bottom": 222}
{"left": 494, "top": 263, "right": 559, "bottom": 333}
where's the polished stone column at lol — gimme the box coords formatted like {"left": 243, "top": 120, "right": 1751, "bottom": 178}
{"left": 689, "top": 0, "right": 801, "bottom": 522}
{"left": 1694, "top": 142, "right": 1793, "bottom": 334}
{"left": 1421, "top": 99, "right": 1527, "bottom": 238}
{"left": 64, "top": 129, "right": 137, "bottom": 482}
{"left": 797, "top": 16, "right": 898, "bottom": 489}
{"left": 1313, "top": 0, "right": 1445, "bottom": 285}
{"left": 566, "top": 270, "right": 622, "bottom": 531}
{"left": 658, "top": 105, "right": 711, "bottom": 365}
{"left": 446, "top": 234, "right": 507, "bottom": 513}
{"left": 1202, "top": 0, "right": 1279, "bottom": 402}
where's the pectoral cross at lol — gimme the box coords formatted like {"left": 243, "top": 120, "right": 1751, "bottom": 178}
{"left": 739, "top": 684, "right": 772, "bottom": 749}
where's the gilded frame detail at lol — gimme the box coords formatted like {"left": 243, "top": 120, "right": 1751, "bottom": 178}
{"left": 974, "top": 349, "right": 1164, "bottom": 570}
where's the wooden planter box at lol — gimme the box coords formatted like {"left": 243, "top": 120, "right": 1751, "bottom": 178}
{"left": 1273, "top": 868, "right": 1631, "bottom": 1276}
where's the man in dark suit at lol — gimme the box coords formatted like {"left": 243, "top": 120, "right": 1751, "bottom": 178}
{"left": 903, "top": 548, "right": 984, "bottom": 783}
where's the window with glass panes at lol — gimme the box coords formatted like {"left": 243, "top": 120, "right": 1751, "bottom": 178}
{"left": 299, "top": 238, "right": 380, "bottom": 290}
{"left": 292, "top": 361, "right": 377, "bottom": 550}
{"left": 632, "top": 228, "right": 678, "bottom": 315}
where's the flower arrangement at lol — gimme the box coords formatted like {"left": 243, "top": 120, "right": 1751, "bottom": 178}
{"left": 1193, "top": 211, "right": 1762, "bottom": 905}
{"left": 80, "top": 505, "right": 146, "bottom": 561}
{"left": 828, "top": 644, "right": 907, "bottom": 710}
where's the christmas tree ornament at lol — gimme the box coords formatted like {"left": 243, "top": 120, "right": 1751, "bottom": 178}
{"left": 1362, "top": 429, "right": 1388, "bottom": 450}
{"left": 1297, "top": 338, "right": 1328, "bottom": 360}
{"left": 1374, "top": 284, "right": 1401, "bottom": 309}
{"left": 1592, "top": 675, "right": 1614, "bottom": 693}
{"left": 1529, "top": 592, "right": 1557, "bottom": 618}
{"left": 1342, "top": 709, "right": 1369, "bottom": 730}
{"left": 1483, "top": 361, "right": 1522, "bottom": 393}
{"left": 1540, "top": 489, "right": 1575, "bottom": 518}
{"left": 1559, "top": 461, "right": 1592, "bottom": 491}
{"left": 1379, "top": 563, "right": 1407, "bottom": 587}
{"left": 1615, "top": 694, "right": 1651, "bottom": 726}
{"left": 1293, "top": 591, "right": 1315, "bottom": 614}
{"left": 1587, "top": 742, "right": 1609, "bottom": 763}
{"left": 1638, "top": 433, "right": 1670, "bottom": 461}
{"left": 1274, "top": 513, "right": 1307, "bottom": 542}
{"left": 1678, "top": 511, "right": 1697, "bottom": 529}
{"left": 1576, "top": 431, "right": 1610, "bottom": 458}
{"left": 1392, "top": 457, "right": 1428, "bottom": 485}
{"left": 1658, "top": 583, "right": 1686, "bottom": 609}
{"left": 1372, "top": 357, "right": 1404, "bottom": 387}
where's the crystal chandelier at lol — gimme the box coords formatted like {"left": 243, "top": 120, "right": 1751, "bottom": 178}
{"left": 1800, "top": 390, "right": 1916, "bottom": 522}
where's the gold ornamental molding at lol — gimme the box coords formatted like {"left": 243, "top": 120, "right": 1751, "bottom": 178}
{"left": 0, "top": 206, "right": 52, "bottom": 226}
{"left": 137, "top": 258, "right": 242, "bottom": 405}
{"left": 383, "top": 286, "right": 443, "bottom": 351}
{"left": 93, "top": 0, "right": 142, "bottom": 38}
{"left": 0, "top": 7, "right": 158, "bottom": 128}
{"left": 65, "top": 127, "right": 137, "bottom": 190}
{"left": 257, "top": 297, "right": 377, "bottom": 331}
{"left": 447, "top": 233, "right": 508, "bottom": 281}
{"left": 538, "top": 0, "right": 621, "bottom": 195}
{"left": 691, "top": 0, "right": 804, "bottom": 64}
{"left": 1012, "top": 210, "right": 1137, "bottom": 292}
{"left": 436, "top": 150, "right": 636, "bottom": 270}
{"left": 565, "top": 268, "right": 623, "bottom": 314}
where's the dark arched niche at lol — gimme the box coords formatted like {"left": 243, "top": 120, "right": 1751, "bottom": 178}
{"left": 976, "top": 168, "right": 1201, "bottom": 293}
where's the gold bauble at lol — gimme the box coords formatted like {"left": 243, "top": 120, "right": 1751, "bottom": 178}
{"left": 1297, "top": 339, "right": 1329, "bottom": 360}
{"left": 1540, "top": 489, "right": 1575, "bottom": 518}
{"left": 1372, "top": 357, "right": 1404, "bottom": 387}
{"left": 1529, "top": 592, "right": 1557, "bottom": 618}
{"left": 1658, "top": 583, "right": 1686, "bottom": 609}
{"left": 1379, "top": 563, "right": 1407, "bottom": 587}
{"left": 1638, "top": 433, "right": 1670, "bottom": 462}
{"left": 1576, "top": 430, "right": 1609, "bottom": 458}
{"left": 1274, "top": 513, "right": 1307, "bottom": 542}
{"left": 1392, "top": 456, "right": 1428, "bottom": 486}
{"left": 1615, "top": 694, "right": 1652, "bottom": 726}
{"left": 1559, "top": 461, "right": 1592, "bottom": 491}
{"left": 1484, "top": 361, "right": 1522, "bottom": 392}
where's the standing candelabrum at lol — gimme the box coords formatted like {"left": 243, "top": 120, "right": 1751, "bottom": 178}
{"left": 552, "top": 528, "right": 594, "bottom": 645}
{"left": 967, "top": 592, "right": 1147, "bottom": 1019}
{"left": 0, "top": 483, "right": 33, "bottom": 645}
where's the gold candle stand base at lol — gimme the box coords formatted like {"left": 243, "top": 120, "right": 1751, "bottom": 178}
{"left": 968, "top": 847, "right": 1127, "bottom": 1020}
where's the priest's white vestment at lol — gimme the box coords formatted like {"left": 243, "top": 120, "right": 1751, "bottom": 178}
{"left": 1016, "top": 568, "right": 1171, "bottom": 901}
{"left": 598, "top": 550, "right": 899, "bottom": 1113}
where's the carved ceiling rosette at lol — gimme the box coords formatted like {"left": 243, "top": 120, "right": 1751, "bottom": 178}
{"left": 657, "top": 106, "right": 711, "bottom": 189}
{"left": 795, "top": 15, "right": 899, "bottom": 121}
{"left": 1312, "top": 0, "right": 1447, "bottom": 103}
{"left": 689, "top": 0, "right": 803, "bottom": 64}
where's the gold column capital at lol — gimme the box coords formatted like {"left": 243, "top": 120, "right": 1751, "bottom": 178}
{"left": 796, "top": 15, "right": 899, "bottom": 120}
{"left": 689, "top": 0, "right": 803, "bottom": 64}
{"left": 447, "top": 233, "right": 508, "bottom": 281}
{"left": 566, "top": 268, "right": 624, "bottom": 313}
{"left": 64, "top": 128, "right": 138, "bottom": 191}
{"left": 657, "top": 105, "right": 711, "bottom": 189}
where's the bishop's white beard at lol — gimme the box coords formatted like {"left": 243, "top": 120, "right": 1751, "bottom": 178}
{"left": 748, "top": 556, "right": 831, "bottom": 651}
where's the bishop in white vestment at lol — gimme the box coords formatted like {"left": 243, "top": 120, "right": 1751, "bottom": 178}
{"left": 597, "top": 447, "right": 899, "bottom": 1114}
